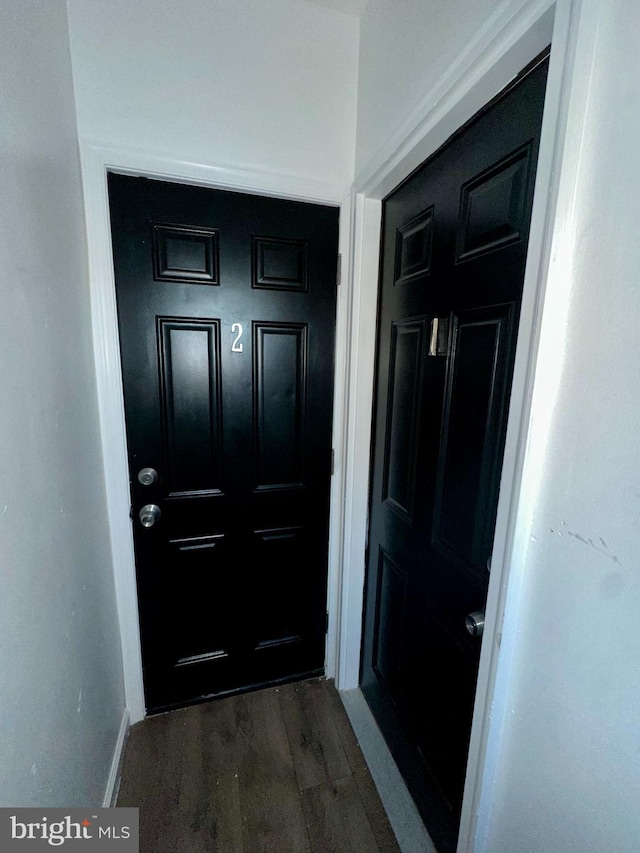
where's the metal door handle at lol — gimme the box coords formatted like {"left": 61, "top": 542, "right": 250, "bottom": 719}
{"left": 465, "top": 610, "right": 485, "bottom": 638}
{"left": 138, "top": 467, "right": 158, "bottom": 486}
{"left": 139, "top": 504, "right": 161, "bottom": 528}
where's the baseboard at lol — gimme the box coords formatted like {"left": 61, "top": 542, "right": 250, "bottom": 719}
{"left": 102, "top": 708, "right": 130, "bottom": 807}
{"left": 339, "top": 688, "right": 437, "bottom": 853}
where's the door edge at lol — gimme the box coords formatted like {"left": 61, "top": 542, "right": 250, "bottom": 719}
{"left": 79, "top": 141, "right": 349, "bottom": 724}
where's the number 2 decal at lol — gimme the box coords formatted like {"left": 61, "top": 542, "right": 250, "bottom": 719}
{"left": 231, "top": 322, "right": 244, "bottom": 353}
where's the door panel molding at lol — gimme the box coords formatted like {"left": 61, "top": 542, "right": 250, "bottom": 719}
{"left": 455, "top": 144, "right": 533, "bottom": 263}
{"left": 152, "top": 223, "right": 220, "bottom": 285}
{"left": 79, "top": 139, "right": 346, "bottom": 726}
{"left": 339, "top": 1, "right": 590, "bottom": 851}
{"left": 432, "top": 306, "right": 515, "bottom": 576}
{"left": 157, "top": 317, "right": 223, "bottom": 499}
{"left": 382, "top": 319, "right": 426, "bottom": 525}
{"left": 372, "top": 546, "right": 409, "bottom": 701}
{"left": 253, "top": 322, "right": 308, "bottom": 491}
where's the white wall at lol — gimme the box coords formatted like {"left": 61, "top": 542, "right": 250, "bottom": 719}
{"left": 0, "top": 0, "right": 125, "bottom": 806}
{"left": 486, "top": 1, "right": 640, "bottom": 849}
{"left": 66, "top": 0, "right": 359, "bottom": 191}
{"left": 354, "top": 0, "right": 502, "bottom": 176}
{"left": 356, "top": 0, "right": 640, "bottom": 851}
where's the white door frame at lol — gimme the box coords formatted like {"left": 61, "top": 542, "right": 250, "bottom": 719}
{"left": 79, "top": 142, "right": 350, "bottom": 724}
{"left": 334, "top": 0, "right": 596, "bottom": 849}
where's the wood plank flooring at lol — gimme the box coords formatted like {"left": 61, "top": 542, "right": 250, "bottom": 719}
{"left": 117, "top": 678, "right": 400, "bottom": 853}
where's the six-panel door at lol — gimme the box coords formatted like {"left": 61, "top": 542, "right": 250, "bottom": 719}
{"left": 361, "top": 55, "right": 549, "bottom": 853}
{"left": 109, "top": 175, "right": 338, "bottom": 713}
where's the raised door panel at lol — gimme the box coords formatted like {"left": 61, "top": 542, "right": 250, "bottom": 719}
{"left": 252, "top": 237, "right": 309, "bottom": 292}
{"left": 456, "top": 144, "right": 533, "bottom": 263}
{"left": 153, "top": 223, "right": 220, "bottom": 284}
{"left": 252, "top": 525, "right": 307, "bottom": 650}
{"left": 372, "top": 547, "right": 409, "bottom": 702}
{"left": 158, "top": 319, "right": 223, "bottom": 498}
{"left": 254, "top": 323, "right": 307, "bottom": 491}
{"left": 432, "top": 306, "right": 515, "bottom": 574}
{"left": 382, "top": 320, "right": 426, "bottom": 524}
{"left": 169, "top": 533, "right": 233, "bottom": 667}
{"left": 395, "top": 208, "right": 434, "bottom": 284}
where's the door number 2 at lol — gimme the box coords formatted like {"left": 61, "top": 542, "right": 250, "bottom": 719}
{"left": 231, "top": 323, "right": 243, "bottom": 353}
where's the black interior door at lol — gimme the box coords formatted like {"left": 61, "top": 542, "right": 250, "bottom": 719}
{"left": 109, "top": 175, "right": 338, "bottom": 713}
{"left": 361, "top": 55, "right": 549, "bottom": 852}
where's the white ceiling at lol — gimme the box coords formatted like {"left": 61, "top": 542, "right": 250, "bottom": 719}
{"left": 298, "top": 0, "right": 368, "bottom": 16}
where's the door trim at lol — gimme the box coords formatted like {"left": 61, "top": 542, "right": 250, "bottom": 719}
{"left": 338, "top": 0, "right": 595, "bottom": 850}
{"left": 79, "top": 140, "right": 350, "bottom": 724}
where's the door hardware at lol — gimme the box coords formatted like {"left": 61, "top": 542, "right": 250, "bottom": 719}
{"left": 465, "top": 611, "right": 485, "bottom": 638}
{"left": 137, "top": 467, "right": 158, "bottom": 486}
{"left": 428, "top": 316, "right": 450, "bottom": 357}
{"left": 139, "top": 504, "right": 161, "bottom": 528}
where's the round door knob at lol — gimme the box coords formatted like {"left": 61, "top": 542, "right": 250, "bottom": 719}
{"left": 465, "top": 610, "right": 485, "bottom": 638}
{"left": 139, "top": 504, "right": 161, "bottom": 528}
{"left": 138, "top": 467, "right": 158, "bottom": 486}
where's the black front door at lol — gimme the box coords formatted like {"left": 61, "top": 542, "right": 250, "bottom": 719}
{"left": 361, "top": 55, "right": 549, "bottom": 852}
{"left": 109, "top": 175, "right": 338, "bottom": 713}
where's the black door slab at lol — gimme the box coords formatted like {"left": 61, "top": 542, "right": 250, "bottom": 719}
{"left": 109, "top": 175, "right": 338, "bottom": 713}
{"left": 361, "top": 54, "right": 549, "bottom": 852}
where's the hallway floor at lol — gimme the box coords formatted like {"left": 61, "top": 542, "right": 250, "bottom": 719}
{"left": 117, "top": 677, "right": 400, "bottom": 852}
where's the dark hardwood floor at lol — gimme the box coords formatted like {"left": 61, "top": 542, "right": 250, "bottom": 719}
{"left": 117, "top": 678, "right": 401, "bottom": 852}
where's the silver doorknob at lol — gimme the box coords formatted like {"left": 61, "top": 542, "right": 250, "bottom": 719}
{"left": 465, "top": 610, "right": 485, "bottom": 638}
{"left": 137, "top": 467, "right": 158, "bottom": 486}
{"left": 139, "top": 504, "right": 161, "bottom": 528}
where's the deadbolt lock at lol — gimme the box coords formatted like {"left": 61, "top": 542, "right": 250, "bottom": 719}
{"left": 137, "top": 467, "right": 158, "bottom": 486}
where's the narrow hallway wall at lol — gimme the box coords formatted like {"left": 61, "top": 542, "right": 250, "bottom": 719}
{"left": 0, "top": 0, "right": 125, "bottom": 806}
{"left": 487, "top": 1, "right": 640, "bottom": 848}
